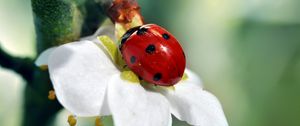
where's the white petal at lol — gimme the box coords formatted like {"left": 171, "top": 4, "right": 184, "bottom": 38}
{"left": 164, "top": 70, "right": 228, "bottom": 126}
{"left": 181, "top": 69, "right": 203, "bottom": 88}
{"left": 48, "top": 40, "right": 119, "bottom": 116}
{"left": 99, "top": 90, "right": 111, "bottom": 116}
{"left": 107, "top": 74, "right": 171, "bottom": 126}
{"left": 83, "top": 25, "right": 116, "bottom": 43}
{"left": 35, "top": 47, "right": 56, "bottom": 66}
{"left": 168, "top": 115, "right": 173, "bottom": 126}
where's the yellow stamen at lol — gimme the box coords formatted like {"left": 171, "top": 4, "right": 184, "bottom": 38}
{"left": 48, "top": 90, "right": 56, "bottom": 100}
{"left": 157, "top": 86, "right": 175, "bottom": 91}
{"left": 95, "top": 117, "right": 104, "bottom": 126}
{"left": 97, "top": 35, "right": 126, "bottom": 70}
{"left": 97, "top": 36, "right": 118, "bottom": 62}
{"left": 182, "top": 73, "right": 189, "bottom": 81}
{"left": 68, "top": 115, "right": 77, "bottom": 126}
{"left": 39, "top": 65, "right": 48, "bottom": 71}
{"left": 165, "top": 86, "right": 175, "bottom": 91}
{"left": 121, "top": 71, "right": 140, "bottom": 83}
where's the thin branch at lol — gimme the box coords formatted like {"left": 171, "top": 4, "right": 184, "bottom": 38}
{"left": 0, "top": 44, "right": 35, "bottom": 82}
{"left": 80, "top": 0, "right": 107, "bottom": 37}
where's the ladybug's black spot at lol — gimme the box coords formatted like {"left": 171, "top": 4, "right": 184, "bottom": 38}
{"left": 162, "top": 33, "right": 170, "bottom": 40}
{"left": 130, "top": 56, "right": 136, "bottom": 64}
{"left": 145, "top": 44, "right": 156, "bottom": 54}
{"left": 153, "top": 73, "right": 162, "bottom": 81}
{"left": 137, "top": 27, "right": 148, "bottom": 35}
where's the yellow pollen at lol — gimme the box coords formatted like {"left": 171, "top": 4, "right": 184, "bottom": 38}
{"left": 121, "top": 71, "right": 140, "bottom": 83}
{"left": 158, "top": 85, "right": 175, "bottom": 91}
{"left": 97, "top": 35, "right": 127, "bottom": 70}
{"left": 166, "top": 86, "right": 175, "bottom": 90}
{"left": 68, "top": 115, "right": 77, "bottom": 126}
{"left": 39, "top": 65, "right": 48, "bottom": 71}
{"left": 97, "top": 36, "right": 118, "bottom": 62}
{"left": 95, "top": 117, "right": 104, "bottom": 126}
{"left": 182, "top": 73, "right": 189, "bottom": 81}
{"left": 48, "top": 90, "right": 56, "bottom": 100}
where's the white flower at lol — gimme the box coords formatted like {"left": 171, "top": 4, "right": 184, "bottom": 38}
{"left": 35, "top": 25, "right": 228, "bottom": 126}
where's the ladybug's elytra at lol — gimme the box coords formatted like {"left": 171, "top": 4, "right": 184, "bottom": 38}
{"left": 120, "top": 24, "right": 186, "bottom": 86}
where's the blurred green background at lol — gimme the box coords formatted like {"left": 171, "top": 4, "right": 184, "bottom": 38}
{"left": 1, "top": 0, "right": 300, "bottom": 126}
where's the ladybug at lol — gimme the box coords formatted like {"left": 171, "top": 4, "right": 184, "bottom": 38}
{"left": 119, "top": 24, "right": 186, "bottom": 86}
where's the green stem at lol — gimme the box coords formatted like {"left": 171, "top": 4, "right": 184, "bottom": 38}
{"left": 0, "top": 0, "right": 108, "bottom": 125}
{"left": 32, "top": 0, "right": 83, "bottom": 53}
{"left": 0, "top": 45, "right": 34, "bottom": 82}
{"left": 22, "top": 0, "right": 107, "bottom": 126}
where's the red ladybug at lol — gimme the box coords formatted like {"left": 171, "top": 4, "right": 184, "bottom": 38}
{"left": 120, "top": 24, "right": 186, "bottom": 86}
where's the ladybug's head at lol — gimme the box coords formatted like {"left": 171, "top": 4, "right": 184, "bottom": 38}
{"left": 119, "top": 26, "right": 141, "bottom": 50}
